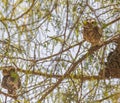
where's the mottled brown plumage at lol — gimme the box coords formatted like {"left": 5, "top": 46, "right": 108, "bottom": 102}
{"left": 99, "top": 44, "right": 120, "bottom": 78}
{"left": 83, "top": 19, "right": 102, "bottom": 46}
{"left": 99, "top": 67, "right": 120, "bottom": 78}
{"left": 2, "top": 66, "right": 21, "bottom": 95}
{"left": 107, "top": 46, "right": 120, "bottom": 69}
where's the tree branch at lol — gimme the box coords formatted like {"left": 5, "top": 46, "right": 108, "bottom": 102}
{"left": 1, "top": 0, "right": 35, "bottom": 21}
{"left": 38, "top": 33, "right": 120, "bottom": 101}
{"left": 102, "top": 16, "right": 120, "bottom": 29}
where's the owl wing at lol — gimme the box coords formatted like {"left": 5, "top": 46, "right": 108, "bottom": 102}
{"left": 1, "top": 76, "right": 9, "bottom": 89}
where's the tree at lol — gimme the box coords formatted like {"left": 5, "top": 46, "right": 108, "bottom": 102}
{"left": 0, "top": 0, "right": 120, "bottom": 102}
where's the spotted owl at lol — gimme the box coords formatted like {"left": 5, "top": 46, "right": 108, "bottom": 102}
{"left": 83, "top": 19, "right": 102, "bottom": 46}
{"left": 2, "top": 66, "right": 21, "bottom": 95}
{"left": 99, "top": 44, "right": 120, "bottom": 78}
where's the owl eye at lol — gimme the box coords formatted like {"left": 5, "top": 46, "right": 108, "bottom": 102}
{"left": 91, "top": 21, "right": 95, "bottom": 23}
{"left": 90, "top": 19, "right": 96, "bottom": 23}
{"left": 2, "top": 69, "right": 9, "bottom": 76}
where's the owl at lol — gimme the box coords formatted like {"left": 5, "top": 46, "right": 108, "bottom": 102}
{"left": 107, "top": 44, "right": 120, "bottom": 69}
{"left": 2, "top": 66, "right": 21, "bottom": 95}
{"left": 83, "top": 19, "right": 102, "bottom": 46}
{"left": 99, "top": 44, "right": 120, "bottom": 78}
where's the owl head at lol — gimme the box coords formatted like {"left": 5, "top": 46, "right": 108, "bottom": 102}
{"left": 2, "top": 66, "right": 15, "bottom": 76}
{"left": 83, "top": 18, "right": 97, "bottom": 27}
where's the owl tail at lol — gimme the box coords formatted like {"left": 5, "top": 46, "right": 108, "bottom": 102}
{"left": 8, "top": 89, "right": 16, "bottom": 95}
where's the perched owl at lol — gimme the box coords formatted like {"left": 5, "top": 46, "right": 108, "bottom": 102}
{"left": 107, "top": 48, "right": 120, "bottom": 69}
{"left": 99, "top": 44, "right": 120, "bottom": 78}
{"left": 83, "top": 19, "right": 102, "bottom": 46}
{"left": 2, "top": 66, "right": 21, "bottom": 95}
